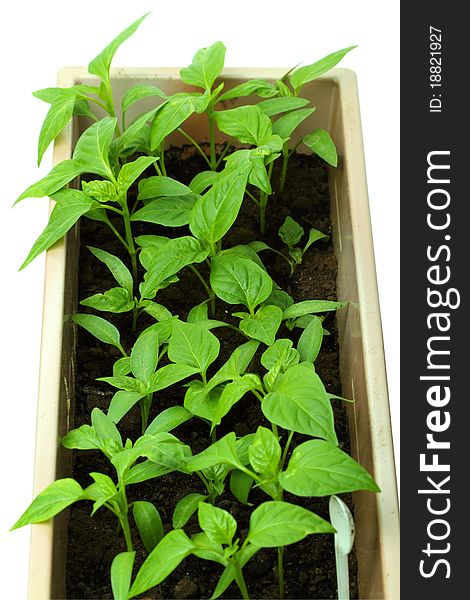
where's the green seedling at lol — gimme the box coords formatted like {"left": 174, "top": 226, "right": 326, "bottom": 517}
{"left": 278, "top": 216, "right": 329, "bottom": 274}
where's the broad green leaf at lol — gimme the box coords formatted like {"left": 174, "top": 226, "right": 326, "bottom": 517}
{"left": 246, "top": 501, "right": 334, "bottom": 547}
{"left": 212, "top": 374, "right": 261, "bottom": 427}
{"left": 279, "top": 216, "right": 304, "bottom": 248}
{"left": 189, "top": 170, "right": 219, "bottom": 194}
{"left": 125, "top": 461, "right": 171, "bottom": 485}
{"left": 37, "top": 92, "right": 76, "bottom": 165}
{"left": 15, "top": 159, "right": 83, "bottom": 204}
{"left": 72, "top": 313, "right": 122, "bottom": 351}
{"left": 290, "top": 46, "right": 356, "bottom": 92}
{"left": 138, "top": 175, "right": 192, "bottom": 199}
{"left": 209, "top": 340, "right": 259, "bottom": 389}
{"left": 189, "top": 167, "right": 250, "bottom": 244}
{"left": 186, "top": 432, "right": 242, "bottom": 472}
{"left": 131, "top": 328, "right": 159, "bottom": 382}
{"left": 131, "top": 195, "right": 197, "bottom": 227}
{"left": 133, "top": 501, "right": 164, "bottom": 553}
{"left": 111, "top": 551, "right": 135, "bottom": 600}
{"left": 304, "top": 227, "right": 329, "bottom": 253}
{"left": 62, "top": 424, "right": 101, "bottom": 450}
{"left": 303, "top": 129, "right": 338, "bottom": 167}
{"left": 180, "top": 41, "right": 226, "bottom": 90}
{"left": 248, "top": 426, "right": 281, "bottom": 476}
{"left": 129, "top": 531, "right": 194, "bottom": 597}
{"left": 279, "top": 439, "right": 381, "bottom": 496}
{"left": 262, "top": 364, "right": 337, "bottom": 442}
{"left": 144, "top": 433, "right": 192, "bottom": 473}
{"left": 11, "top": 479, "right": 85, "bottom": 529}
{"left": 261, "top": 339, "right": 300, "bottom": 371}
{"left": 168, "top": 321, "right": 219, "bottom": 373}
{"left": 147, "top": 363, "right": 200, "bottom": 394}
{"left": 297, "top": 316, "right": 323, "bottom": 363}
{"left": 173, "top": 493, "right": 207, "bottom": 529}
{"left": 187, "top": 302, "right": 209, "bottom": 324}
{"left": 258, "top": 96, "right": 309, "bottom": 116}
{"left": 263, "top": 288, "right": 294, "bottom": 311}
{"left": 184, "top": 381, "right": 220, "bottom": 422}
{"left": 72, "top": 117, "right": 117, "bottom": 180}
{"left": 88, "top": 14, "right": 149, "bottom": 85}
{"left": 140, "top": 301, "right": 173, "bottom": 322}
{"left": 214, "top": 105, "right": 272, "bottom": 146}
{"left": 198, "top": 502, "right": 236, "bottom": 546}
{"left": 238, "top": 305, "right": 283, "bottom": 345}
{"left": 117, "top": 156, "right": 157, "bottom": 194}
{"left": 21, "top": 189, "right": 93, "bottom": 269}
{"left": 91, "top": 408, "right": 122, "bottom": 446}
{"left": 115, "top": 106, "right": 159, "bottom": 154}
{"left": 283, "top": 300, "right": 347, "bottom": 320}
{"left": 140, "top": 236, "right": 209, "bottom": 299}
{"left": 88, "top": 247, "right": 133, "bottom": 294}
{"left": 80, "top": 287, "right": 133, "bottom": 314}
{"left": 230, "top": 470, "right": 253, "bottom": 505}
{"left": 122, "top": 84, "right": 167, "bottom": 115}
{"left": 218, "top": 79, "right": 278, "bottom": 102}
{"left": 98, "top": 375, "right": 144, "bottom": 394}
{"left": 150, "top": 93, "right": 196, "bottom": 150}
{"left": 273, "top": 108, "right": 315, "bottom": 140}
{"left": 146, "top": 406, "right": 193, "bottom": 435}
{"left": 82, "top": 180, "right": 117, "bottom": 203}
{"left": 191, "top": 532, "right": 225, "bottom": 565}
{"left": 108, "top": 391, "right": 144, "bottom": 423}
{"left": 210, "top": 255, "right": 272, "bottom": 312}
{"left": 217, "top": 242, "right": 267, "bottom": 271}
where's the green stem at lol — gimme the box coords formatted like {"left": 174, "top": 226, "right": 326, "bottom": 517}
{"left": 160, "top": 143, "right": 167, "bottom": 176}
{"left": 209, "top": 111, "right": 217, "bottom": 171}
{"left": 277, "top": 547, "right": 285, "bottom": 599}
{"left": 153, "top": 160, "right": 164, "bottom": 176}
{"left": 272, "top": 422, "right": 279, "bottom": 438}
{"left": 120, "top": 513, "right": 133, "bottom": 552}
{"left": 215, "top": 140, "right": 232, "bottom": 169}
{"left": 104, "top": 214, "right": 129, "bottom": 253}
{"left": 280, "top": 431, "right": 294, "bottom": 471}
{"left": 233, "top": 561, "right": 250, "bottom": 600}
{"left": 246, "top": 189, "right": 260, "bottom": 207}
{"left": 259, "top": 162, "right": 274, "bottom": 236}
{"left": 211, "top": 426, "right": 217, "bottom": 444}
{"left": 189, "top": 265, "right": 215, "bottom": 316}
{"left": 280, "top": 144, "right": 289, "bottom": 194}
{"left": 140, "top": 394, "right": 153, "bottom": 434}
{"left": 178, "top": 128, "right": 212, "bottom": 168}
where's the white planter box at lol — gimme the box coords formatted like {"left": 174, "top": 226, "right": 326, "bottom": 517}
{"left": 29, "top": 67, "right": 399, "bottom": 599}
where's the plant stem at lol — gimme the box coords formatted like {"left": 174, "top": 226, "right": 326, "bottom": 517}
{"left": 259, "top": 162, "right": 274, "bottom": 236}
{"left": 209, "top": 112, "right": 217, "bottom": 171}
{"left": 233, "top": 561, "right": 250, "bottom": 600}
{"left": 189, "top": 265, "right": 215, "bottom": 316}
{"left": 245, "top": 189, "right": 260, "bottom": 207}
{"left": 211, "top": 426, "right": 217, "bottom": 444}
{"left": 119, "top": 513, "right": 133, "bottom": 552}
{"left": 140, "top": 394, "right": 152, "bottom": 434}
{"left": 277, "top": 547, "right": 285, "bottom": 599}
{"left": 215, "top": 140, "right": 232, "bottom": 169}
{"left": 279, "top": 143, "right": 289, "bottom": 194}
{"left": 280, "top": 431, "right": 294, "bottom": 470}
{"left": 104, "top": 214, "right": 130, "bottom": 253}
{"left": 178, "top": 128, "right": 212, "bottom": 168}
{"left": 160, "top": 143, "right": 167, "bottom": 176}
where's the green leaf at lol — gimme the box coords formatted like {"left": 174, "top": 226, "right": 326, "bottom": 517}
{"left": 150, "top": 93, "right": 196, "bottom": 150}
{"left": 88, "top": 13, "right": 149, "bottom": 85}
{"left": 297, "top": 316, "right": 323, "bottom": 363}
{"left": 190, "top": 167, "right": 250, "bottom": 244}
{"left": 279, "top": 439, "right": 381, "bottom": 496}
{"left": 72, "top": 117, "right": 116, "bottom": 179}
{"left": 238, "top": 304, "right": 282, "bottom": 345}
{"left": 168, "top": 321, "right": 219, "bottom": 374}
{"left": 132, "top": 195, "right": 197, "bottom": 227}
{"left": 37, "top": 92, "right": 76, "bottom": 165}
{"left": 124, "top": 461, "right": 170, "bottom": 485}
{"left": 279, "top": 216, "right": 304, "bottom": 248}
{"left": 115, "top": 107, "right": 158, "bottom": 154}
{"left": 210, "top": 255, "right": 272, "bottom": 312}
{"left": 273, "top": 108, "right": 315, "bottom": 140}
{"left": 258, "top": 96, "right": 309, "bottom": 117}
{"left": 98, "top": 375, "right": 144, "bottom": 393}
{"left": 82, "top": 180, "right": 117, "bottom": 203}
{"left": 218, "top": 79, "right": 278, "bottom": 102}
{"left": 133, "top": 501, "right": 164, "bottom": 553}
{"left": 214, "top": 105, "right": 272, "bottom": 146}
{"left": 212, "top": 374, "right": 261, "bottom": 427}
{"left": 189, "top": 170, "right": 219, "bottom": 194}
{"left": 147, "top": 363, "right": 200, "bottom": 394}
{"left": 21, "top": 189, "right": 93, "bottom": 269}
{"left": 91, "top": 408, "right": 122, "bottom": 446}
{"left": 146, "top": 406, "right": 193, "bottom": 436}
{"left": 283, "top": 300, "right": 347, "bottom": 320}
{"left": 210, "top": 544, "right": 259, "bottom": 599}
{"left": 173, "top": 493, "right": 207, "bottom": 529}
{"left": 11, "top": 479, "right": 85, "bottom": 529}
{"left": 261, "top": 339, "right": 299, "bottom": 371}
{"left": 209, "top": 340, "right": 260, "bottom": 388}
{"left": 117, "top": 156, "right": 157, "bottom": 194}
{"left": 191, "top": 532, "right": 225, "bottom": 565}
{"left": 230, "top": 470, "right": 253, "bottom": 505}
{"left": 88, "top": 247, "right": 133, "bottom": 295}
{"left": 184, "top": 381, "right": 220, "bottom": 422}
{"left": 198, "top": 502, "right": 236, "bottom": 546}
{"left": 15, "top": 159, "right": 83, "bottom": 204}
{"left": 72, "top": 313, "right": 122, "bottom": 351}
{"left": 248, "top": 426, "right": 281, "bottom": 476}
{"left": 108, "top": 391, "right": 144, "bottom": 423}
{"left": 290, "top": 46, "right": 356, "bottom": 92}
{"left": 129, "top": 529, "right": 194, "bottom": 597}
{"left": 180, "top": 41, "right": 226, "bottom": 90}
{"left": 144, "top": 433, "right": 192, "bottom": 473}
{"left": 86, "top": 472, "right": 118, "bottom": 515}
{"left": 140, "top": 236, "right": 209, "bottom": 299}
{"left": 303, "top": 129, "right": 338, "bottom": 167}
{"left": 246, "top": 501, "right": 334, "bottom": 547}
{"left": 62, "top": 424, "right": 101, "bottom": 450}
{"left": 111, "top": 551, "right": 135, "bottom": 600}
{"left": 262, "top": 364, "right": 337, "bottom": 442}
{"left": 304, "top": 227, "right": 329, "bottom": 253}
{"left": 81, "top": 287, "right": 133, "bottom": 313}
{"left": 138, "top": 175, "right": 192, "bottom": 199}
{"left": 141, "top": 301, "right": 173, "bottom": 322}
{"left": 131, "top": 328, "right": 159, "bottom": 383}
{"left": 263, "top": 288, "right": 294, "bottom": 311}
{"left": 186, "top": 432, "right": 242, "bottom": 472}
{"left": 122, "top": 84, "right": 167, "bottom": 115}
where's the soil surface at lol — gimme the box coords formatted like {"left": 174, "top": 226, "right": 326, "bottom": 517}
{"left": 65, "top": 148, "right": 358, "bottom": 599}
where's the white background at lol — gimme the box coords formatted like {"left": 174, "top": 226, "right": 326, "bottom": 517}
{"left": 0, "top": 1, "right": 399, "bottom": 597}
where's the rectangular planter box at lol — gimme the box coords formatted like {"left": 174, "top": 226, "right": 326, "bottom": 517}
{"left": 28, "top": 67, "right": 399, "bottom": 599}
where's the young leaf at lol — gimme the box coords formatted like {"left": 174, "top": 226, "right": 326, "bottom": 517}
{"left": 279, "top": 439, "right": 381, "bottom": 496}
{"left": 88, "top": 13, "right": 150, "bottom": 86}
{"left": 248, "top": 427, "right": 281, "bottom": 476}
{"left": 279, "top": 216, "right": 304, "bottom": 248}
{"left": 304, "top": 227, "right": 329, "bottom": 253}
{"left": 186, "top": 432, "right": 242, "bottom": 472}
{"left": 303, "top": 129, "right": 338, "bottom": 166}
{"left": 82, "top": 180, "right": 117, "bottom": 203}
{"left": 72, "top": 313, "right": 123, "bottom": 351}
{"left": 80, "top": 288, "right": 134, "bottom": 313}
{"left": 184, "top": 381, "right": 220, "bottom": 422}
{"left": 173, "top": 493, "right": 208, "bottom": 529}
{"left": 37, "top": 92, "right": 76, "bottom": 165}
{"left": 180, "top": 41, "right": 226, "bottom": 91}
{"left": 21, "top": 189, "right": 94, "bottom": 269}
{"left": 88, "top": 247, "right": 133, "bottom": 295}
{"left": 212, "top": 374, "right": 261, "bottom": 427}
{"left": 273, "top": 108, "right": 316, "bottom": 140}
{"left": 122, "top": 84, "right": 167, "bottom": 115}
{"left": 261, "top": 339, "right": 300, "bottom": 371}
{"left": 108, "top": 391, "right": 144, "bottom": 423}
{"left": 290, "top": 46, "right": 356, "bottom": 93}
{"left": 168, "top": 321, "right": 219, "bottom": 374}
{"left": 262, "top": 364, "right": 337, "bottom": 442}
{"left": 210, "top": 255, "right": 272, "bottom": 312}
{"left": 210, "top": 544, "right": 260, "bottom": 599}
{"left": 111, "top": 551, "right": 135, "bottom": 600}
{"left": 115, "top": 106, "right": 159, "bottom": 155}
{"left": 87, "top": 472, "right": 118, "bottom": 515}
{"left": 117, "top": 156, "right": 157, "bottom": 193}
{"left": 230, "top": 470, "right": 253, "bottom": 505}
{"left": 133, "top": 501, "right": 164, "bottom": 553}
{"left": 218, "top": 79, "right": 278, "bottom": 102}
{"left": 198, "top": 502, "right": 236, "bottom": 546}
{"left": 189, "top": 170, "right": 219, "bottom": 194}
{"left": 131, "top": 195, "right": 197, "bottom": 227}
{"left": 145, "top": 406, "right": 193, "bottom": 435}
{"left": 62, "top": 424, "right": 101, "bottom": 451}
{"left": 150, "top": 93, "right": 196, "bottom": 150}
{"left": 246, "top": 501, "right": 334, "bottom": 547}
{"left": 257, "top": 96, "right": 309, "bottom": 117}
{"left": 15, "top": 159, "right": 83, "bottom": 204}
{"left": 147, "top": 363, "right": 200, "bottom": 394}
{"left": 283, "top": 299, "right": 347, "bottom": 320}
{"left": 297, "top": 316, "right": 323, "bottom": 363}
{"left": 138, "top": 175, "right": 192, "bottom": 199}
{"left": 130, "top": 328, "right": 159, "bottom": 383}
{"left": 72, "top": 117, "right": 117, "bottom": 180}
{"left": 210, "top": 340, "right": 260, "bottom": 388}
{"left": 214, "top": 105, "right": 272, "bottom": 146}
{"left": 91, "top": 408, "right": 122, "bottom": 446}
{"left": 238, "top": 304, "right": 283, "bottom": 345}
{"left": 11, "top": 479, "right": 85, "bottom": 529}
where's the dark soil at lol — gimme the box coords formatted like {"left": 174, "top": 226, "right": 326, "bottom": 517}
{"left": 65, "top": 148, "right": 358, "bottom": 600}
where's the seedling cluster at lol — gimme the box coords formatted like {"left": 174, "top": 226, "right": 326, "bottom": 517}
{"left": 12, "top": 14, "right": 378, "bottom": 599}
